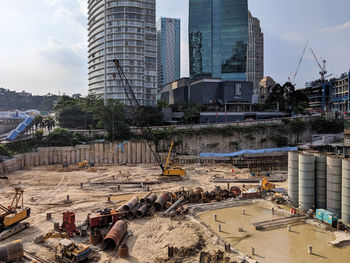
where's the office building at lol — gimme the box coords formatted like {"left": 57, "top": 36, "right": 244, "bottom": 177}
{"left": 189, "top": 0, "right": 248, "bottom": 81}
{"left": 247, "top": 11, "right": 264, "bottom": 93}
{"left": 157, "top": 17, "right": 181, "bottom": 92}
{"left": 88, "top": 0, "right": 157, "bottom": 106}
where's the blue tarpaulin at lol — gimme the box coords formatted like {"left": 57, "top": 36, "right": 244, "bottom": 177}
{"left": 200, "top": 147, "right": 298, "bottom": 158}
{"left": 115, "top": 140, "right": 128, "bottom": 153}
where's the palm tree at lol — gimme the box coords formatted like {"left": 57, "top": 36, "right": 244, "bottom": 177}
{"left": 33, "top": 115, "right": 44, "bottom": 130}
{"left": 44, "top": 116, "right": 56, "bottom": 133}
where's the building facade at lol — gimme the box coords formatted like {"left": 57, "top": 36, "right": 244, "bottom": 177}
{"left": 331, "top": 71, "right": 350, "bottom": 113}
{"left": 157, "top": 17, "right": 181, "bottom": 92}
{"left": 247, "top": 11, "right": 264, "bottom": 93}
{"left": 189, "top": 0, "right": 248, "bottom": 82}
{"left": 88, "top": 0, "right": 157, "bottom": 106}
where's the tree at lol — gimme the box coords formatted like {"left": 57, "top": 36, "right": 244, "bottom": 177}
{"left": 44, "top": 116, "right": 56, "bottom": 133}
{"left": 93, "top": 99, "right": 131, "bottom": 141}
{"left": 157, "top": 99, "right": 169, "bottom": 109}
{"left": 45, "top": 128, "right": 73, "bottom": 146}
{"left": 183, "top": 103, "right": 201, "bottom": 124}
{"left": 33, "top": 115, "right": 44, "bottom": 129}
{"left": 133, "top": 106, "right": 164, "bottom": 127}
{"left": 54, "top": 96, "right": 90, "bottom": 129}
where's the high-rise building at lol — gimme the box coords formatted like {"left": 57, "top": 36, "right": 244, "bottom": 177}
{"left": 189, "top": 0, "right": 248, "bottom": 82}
{"left": 88, "top": 0, "right": 157, "bottom": 106}
{"left": 157, "top": 17, "right": 181, "bottom": 91}
{"left": 247, "top": 11, "right": 264, "bottom": 93}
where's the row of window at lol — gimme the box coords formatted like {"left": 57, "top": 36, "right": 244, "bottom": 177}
{"left": 107, "top": 13, "right": 143, "bottom": 21}
{"left": 106, "top": 46, "right": 144, "bottom": 53}
{"left": 106, "top": 6, "right": 143, "bottom": 14}
{"left": 107, "top": 33, "right": 144, "bottom": 40}
{"left": 106, "top": 40, "right": 144, "bottom": 47}
{"left": 107, "top": 20, "right": 143, "bottom": 27}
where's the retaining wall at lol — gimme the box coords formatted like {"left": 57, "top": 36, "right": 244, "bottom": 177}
{"left": 0, "top": 142, "right": 156, "bottom": 174}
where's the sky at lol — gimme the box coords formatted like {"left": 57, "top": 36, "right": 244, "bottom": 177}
{"left": 0, "top": 0, "right": 350, "bottom": 96}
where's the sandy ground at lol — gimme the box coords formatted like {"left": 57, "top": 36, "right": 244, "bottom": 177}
{"left": 0, "top": 163, "right": 287, "bottom": 262}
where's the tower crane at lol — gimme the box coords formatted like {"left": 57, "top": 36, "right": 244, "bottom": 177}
{"left": 310, "top": 47, "right": 332, "bottom": 82}
{"left": 112, "top": 59, "right": 186, "bottom": 179}
{"left": 289, "top": 41, "right": 309, "bottom": 85}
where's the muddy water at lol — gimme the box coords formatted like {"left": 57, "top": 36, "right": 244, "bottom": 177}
{"left": 199, "top": 204, "right": 350, "bottom": 263}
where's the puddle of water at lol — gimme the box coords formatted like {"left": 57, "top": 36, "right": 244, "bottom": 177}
{"left": 199, "top": 204, "right": 350, "bottom": 263}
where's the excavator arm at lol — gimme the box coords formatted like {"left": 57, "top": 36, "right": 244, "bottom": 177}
{"left": 35, "top": 231, "right": 71, "bottom": 243}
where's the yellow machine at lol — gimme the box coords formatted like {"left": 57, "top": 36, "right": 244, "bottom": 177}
{"left": 56, "top": 239, "right": 92, "bottom": 263}
{"left": 260, "top": 177, "right": 275, "bottom": 191}
{"left": 78, "top": 160, "right": 89, "bottom": 169}
{"left": 35, "top": 232, "right": 92, "bottom": 262}
{"left": 162, "top": 141, "right": 186, "bottom": 177}
{"left": 35, "top": 231, "right": 71, "bottom": 243}
{"left": 0, "top": 188, "right": 31, "bottom": 241}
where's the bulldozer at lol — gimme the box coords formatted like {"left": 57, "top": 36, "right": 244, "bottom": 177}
{"left": 0, "top": 188, "right": 31, "bottom": 241}
{"left": 35, "top": 231, "right": 92, "bottom": 262}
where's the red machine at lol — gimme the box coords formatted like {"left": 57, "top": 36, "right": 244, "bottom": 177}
{"left": 59, "top": 211, "right": 79, "bottom": 237}
{"left": 88, "top": 208, "right": 121, "bottom": 229}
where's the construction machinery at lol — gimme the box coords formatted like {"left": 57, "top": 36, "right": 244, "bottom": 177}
{"left": 113, "top": 59, "right": 186, "bottom": 179}
{"left": 310, "top": 47, "right": 332, "bottom": 83}
{"left": 35, "top": 232, "right": 92, "bottom": 263}
{"left": 288, "top": 41, "right": 309, "bottom": 85}
{"left": 35, "top": 231, "right": 71, "bottom": 243}
{"left": 260, "top": 177, "right": 275, "bottom": 191}
{"left": 0, "top": 188, "right": 31, "bottom": 241}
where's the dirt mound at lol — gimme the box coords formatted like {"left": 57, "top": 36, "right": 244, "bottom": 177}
{"left": 85, "top": 168, "right": 97, "bottom": 173}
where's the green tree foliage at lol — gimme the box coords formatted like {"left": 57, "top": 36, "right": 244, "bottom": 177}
{"left": 183, "top": 103, "right": 201, "bottom": 124}
{"left": 93, "top": 99, "right": 131, "bottom": 141}
{"left": 44, "top": 116, "right": 56, "bottom": 133}
{"left": 264, "top": 82, "right": 309, "bottom": 113}
{"left": 45, "top": 128, "right": 73, "bottom": 146}
{"left": 133, "top": 106, "right": 164, "bottom": 127}
{"left": 157, "top": 99, "right": 169, "bottom": 109}
{"left": 310, "top": 118, "right": 344, "bottom": 134}
{"left": 0, "top": 87, "right": 58, "bottom": 112}
{"left": 54, "top": 96, "right": 93, "bottom": 129}
{"left": 0, "top": 144, "right": 11, "bottom": 157}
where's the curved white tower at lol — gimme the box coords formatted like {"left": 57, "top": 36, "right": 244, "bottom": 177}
{"left": 88, "top": 0, "right": 157, "bottom": 106}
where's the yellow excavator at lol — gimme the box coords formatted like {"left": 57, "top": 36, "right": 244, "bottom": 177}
{"left": 113, "top": 59, "right": 186, "bottom": 179}
{"left": 35, "top": 231, "right": 92, "bottom": 263}
{"left": 0, "top": 188, "right": 31, "bottom": 241}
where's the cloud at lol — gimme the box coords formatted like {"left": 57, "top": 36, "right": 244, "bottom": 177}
{"left": 320, "top": 21, "right": 350, "bottom": 32}
{"left": 35, "top": 38, "right": 86, "bottom": 69}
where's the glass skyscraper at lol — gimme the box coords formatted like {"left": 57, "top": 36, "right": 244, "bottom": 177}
{"left": 189, "top": 0, "right": 248, "bottom": 81}
{"left": 157, "top": 17, "right": 181, "bottom": 91}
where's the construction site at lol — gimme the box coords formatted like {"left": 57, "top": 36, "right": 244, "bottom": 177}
{"left": 1, "top": 61, "right": 350, "bottom": 263}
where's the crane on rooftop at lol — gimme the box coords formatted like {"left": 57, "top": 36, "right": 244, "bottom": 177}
{"left": 310, "top": 47, "right": 332, "bottom": 82}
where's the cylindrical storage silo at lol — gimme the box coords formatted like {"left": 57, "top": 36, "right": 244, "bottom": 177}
{"left": 315, "top": 153, "right": 327, "bottom": 209}
{"left": 288, "top": 152, "right": 299, "bottom": 205}
{"left": 298, "top": 153, "right": 315, "bottom": 211}
{"left": 342, "top": 159, "right": 350, "bottom": 224}
{"left": 327, "top": 155, "right": 342, "bottom": 217}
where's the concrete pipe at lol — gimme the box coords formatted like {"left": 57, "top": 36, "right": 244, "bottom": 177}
{"left": 140, "top": 193, "right": 151, "bottom": 204}
{"left": 122, "top": 196, "right": 139, "bottom": 212}
{"left": 145, "top": 193, "right": 157, "bottom": 205}
{"left": 0, "top": 240, "right": 24, "bottom": 262}
{"left": 102, "top": 220, "right": 128, "bottom": 251}
{"left": 126, "top": 204, "right": 141, "bottom": 220}
{"left": 136, "top": 204, "right": 149, "bottom": 219}
{"left": 153, "top": 192, "right": 170, "bottom": 211}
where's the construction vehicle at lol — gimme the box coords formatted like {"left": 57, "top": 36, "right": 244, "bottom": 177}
{"left": 260, "top": 177, "right": 275, "bottom": 191}
{"left": 162, "top": 141, "right": 186, "bottom": 176}
{"left": 78, "top": 160, "right": 94, "bottom": 169}
{"left": 113, "top": 59, "right": 186, "bottom": 179}
{"left": 55, "top": 211, "right": 81, "bottom": 237}
{"left": 35, "top": 231, "right": 92, "bottom": 262}
{"left": 0, "top": 188, "right": 31, "bottom": 241}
